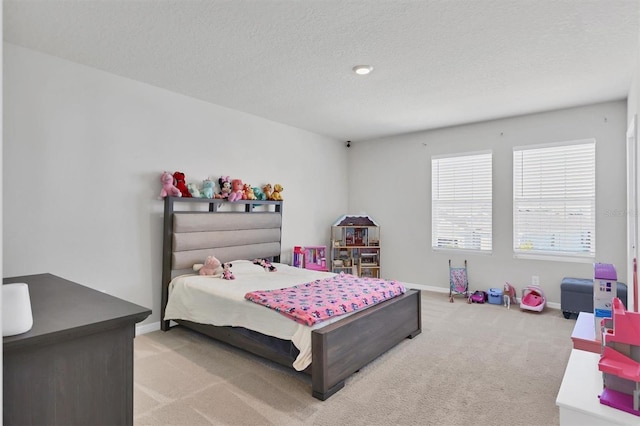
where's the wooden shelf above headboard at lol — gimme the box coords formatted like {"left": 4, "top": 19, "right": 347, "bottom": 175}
{"left": 162, "top": 195, "right": 283, "bottom": 213}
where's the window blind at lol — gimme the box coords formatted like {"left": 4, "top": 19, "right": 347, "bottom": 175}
{"left": 513, "top": 140, "right": 595, "bottom": 259}
{"left": 432, "top": 152, "right": 492, "bottom": 252}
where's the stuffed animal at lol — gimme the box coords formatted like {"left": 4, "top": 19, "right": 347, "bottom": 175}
{"left": 218, "top": 176, "right": 231, "bottom": 199}
{"left": 221, "top": 262, "right": 235, "bottom": 280}
{"left": 198, "top": 255, "right": 223, "bottom": 276}
{"left": 228, "top": 179, "right": 245, "bottom": 202}
{"left": 253, "top": 186, "right": 266, "bottom": 201}
{"left": 262, "top": 184, "right": 273, "bottom": 200}
{"left": 201, "top": 179, "right": 215, "bottom": 199}
{"left": 270, "top": 183, "right": 284, "bottom": 201}
{"left": 187, "top": 183, "right": 201, "bottom": 198}
{"left": 159, "top": 171, "right": 182, "bottom": 198}
{"left": 173, "top": 171, "right": 191, "bottom": 198}
{"left": 243, "top": 183, "right": 257, "bottom": 200}
{"left": 253, "top": 258, "right": 277, "bottom": 272}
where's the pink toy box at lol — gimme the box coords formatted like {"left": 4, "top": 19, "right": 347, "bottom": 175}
{"left": 303, "top": 246, "right": 328, "bottom": 271}
{"left": 293, "top": 246, "right": 305, "bottom": 268}
{"left": 293, "top": 246, "right": 328, "bottom": 272}
{"left": 487, "top": 288, "right": 503, "bottom": 305}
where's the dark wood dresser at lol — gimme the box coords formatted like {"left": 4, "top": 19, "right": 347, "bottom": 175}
{"left": 3, "top": 273, "right": 151, "bottom": 426}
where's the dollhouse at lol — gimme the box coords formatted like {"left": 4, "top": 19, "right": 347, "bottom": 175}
{"left": 598, "top": 297, "right": 640, "bottom": 415}
{"left": 330, "top": 214, "right": 380, "bottom": 277}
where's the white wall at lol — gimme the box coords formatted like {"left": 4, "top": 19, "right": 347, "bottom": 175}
{"left": 3, "top": 43, "right": 348, "bottom": 324}
{"left": 348, "top": 101, "right": 628, "bottom": 305}
{"left": 1, "top": 6, "right": 4, "bottom": 419}
{"left": 3, "top": 42, "right": 633, "bottom": 320}
{"left": 626, "top": 26, "right": 640, "bottom": 312}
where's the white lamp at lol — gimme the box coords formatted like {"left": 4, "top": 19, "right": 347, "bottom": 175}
{"left": 3, "top": 283, "right": 34, "bottom": 337}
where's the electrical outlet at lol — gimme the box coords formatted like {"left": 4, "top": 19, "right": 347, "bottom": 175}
{"left": 532, "top": 275, "right": 540, "bottom": 286}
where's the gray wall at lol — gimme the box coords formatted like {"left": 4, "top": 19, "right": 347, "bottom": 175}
{"left": 3, "top": 42, "right": 634, "bottom": 320}
{"left": 626, "top": 29, "right": 640, "bottom": 311}
{"left": 348, "top": 101, "right": 628, "bottom": 305}
{"left": 3, "top": 43, "right": 349, "bottom": 324}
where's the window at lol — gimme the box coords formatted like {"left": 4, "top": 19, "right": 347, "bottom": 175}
{"left": 513, "top": 139, "right": 595, "bottom": 260}
{"left": 432, "top": 151, "right": 492, "bottom": 252}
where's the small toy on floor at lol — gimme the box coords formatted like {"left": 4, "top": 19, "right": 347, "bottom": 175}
{"left": 520, "top": 285, "right": 546, "bottom": 312}
{"left": 468, "top": 290, "right": 487, "bottom": 304}
{"left": 503, "top": 282, "right": 517, "bottom": 309}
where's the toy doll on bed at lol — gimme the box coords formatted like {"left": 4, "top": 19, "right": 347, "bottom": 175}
{"left": 253, "top": 258, "right": 277, "bottom": 272}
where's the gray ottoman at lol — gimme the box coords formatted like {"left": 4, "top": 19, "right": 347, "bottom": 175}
{"left": 560, "top": 277, "right": 627, "bottom": 319}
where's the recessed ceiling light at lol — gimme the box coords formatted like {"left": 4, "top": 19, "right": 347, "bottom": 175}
{"left": 352, "top": 65, "right": 373, "bottom": 75}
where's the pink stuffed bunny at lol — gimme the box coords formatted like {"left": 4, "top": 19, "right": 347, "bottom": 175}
{"left": 160, "top": 171, "right": 182, "bottom": 198}
{"left": 199, "top": 256, "right": 223, "bottom": 276}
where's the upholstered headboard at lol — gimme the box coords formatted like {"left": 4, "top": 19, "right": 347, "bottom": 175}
{"left": 171, "top": 212, "right": 282, "bottom": 268}
{"left": 160, "top": 196, "right": 283, "bottom": 329}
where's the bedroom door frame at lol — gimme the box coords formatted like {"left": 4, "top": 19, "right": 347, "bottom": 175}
{"left": 626, "top": 114, "right": 637, "bottom": 312}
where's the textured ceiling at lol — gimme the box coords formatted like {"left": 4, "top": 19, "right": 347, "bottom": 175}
{"left": 4, "top": 0, "right": 640, "bottom": 141}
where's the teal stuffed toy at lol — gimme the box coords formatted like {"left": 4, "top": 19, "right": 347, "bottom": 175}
{"left": 201, "top": 179, "right": 215, "bottom": 199}
{"left": 252, "top": 186, "right": 266, "bottom": 201}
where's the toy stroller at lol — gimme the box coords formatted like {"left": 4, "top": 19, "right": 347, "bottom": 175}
{"left": 449, "top": 260, "right": 469, "bottom": 303}
{"left": 520, "top": 284, "right": 546, "bottom": 312}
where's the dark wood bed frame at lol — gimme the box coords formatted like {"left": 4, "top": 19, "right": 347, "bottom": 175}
{"left": 160, "top": 196, "right": 421, "bottom": 400}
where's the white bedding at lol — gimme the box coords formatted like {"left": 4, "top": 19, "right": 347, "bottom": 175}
{"left": 164, "top": 260, "right": 343, "bottom": 371}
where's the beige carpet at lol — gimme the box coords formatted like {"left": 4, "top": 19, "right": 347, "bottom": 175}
{"left": 133, "top": 291, "right": 576, "bottom": 426}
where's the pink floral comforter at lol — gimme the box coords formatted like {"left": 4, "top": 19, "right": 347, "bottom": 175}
{"left": 244, "top": 273, "right": 406, "bottom": 326}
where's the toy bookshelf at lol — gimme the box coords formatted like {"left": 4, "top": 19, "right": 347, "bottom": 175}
{"left": 292, "top": 246, "right": 328, "bottom": 271}
{"left": 303, "top": 246, "right": 328, "bottom": 271}
{"left": 293, "top": 246, "right": 305, "bottom": 268}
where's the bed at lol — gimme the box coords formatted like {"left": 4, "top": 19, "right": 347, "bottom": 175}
{"left": 160, "top": 196, "right": 422, "bottom": 400}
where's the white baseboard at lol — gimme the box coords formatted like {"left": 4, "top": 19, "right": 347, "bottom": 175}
{"left": 136, "top": 321, "right": 161, "bottom": 336}
{"left": 407, "top": 283, "right": 449, "bottom": 293}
